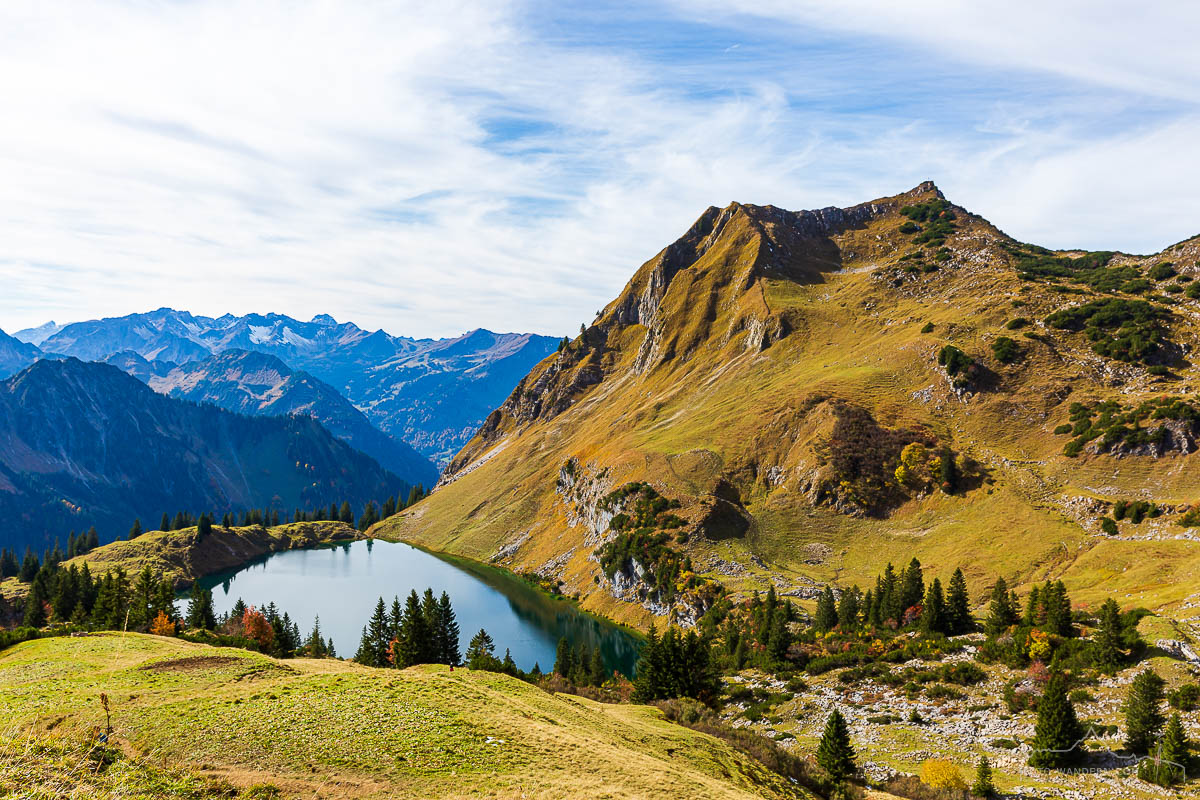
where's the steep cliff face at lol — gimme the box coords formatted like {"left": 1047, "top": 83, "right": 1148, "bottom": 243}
{"left": 381, "top": 182, "right": 1200, "bottom": 628}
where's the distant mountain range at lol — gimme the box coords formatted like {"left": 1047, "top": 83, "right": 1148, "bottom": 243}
{"left": 14, "top": 310, "right": 558, "bottom": 463}
{"left": 0, "top": 328, "right": 42, "bottom": 379}
{"left": 0, "top": 359, "right": 407, "bottom": 551}
{"left": 104, "top": 349, "right": 439, "bottom": 488}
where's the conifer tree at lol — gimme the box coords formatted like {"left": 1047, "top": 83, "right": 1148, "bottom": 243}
{"left": 128, "top": 519, "right": 142, "bottom": 540}
{"left": 814, "top": 586, "right": 838, "bottom": 631}
{"left": 837, "top": 586, "right": 860, "bottom": 630}
{"left": 920, "top": 577, "right": 947, "bottom": 635}
{"left": 1125, "top": 668, "right": 1166, "bottom": 754}
{"left": 388, "top": 596, "right": 404, "bottom": 641}
{"left": 899, "top": 557, "right": 925, "bottom": 617}
{"left": 339, "top": 501, "right": 354, "bottom": 525}
{"left": 185, "top": 584, "right": 216, "bottom": 630}
{"left": 946, "top": 567, "right": 973, "bottom": 635}
{"left": 1137, "top": 712, "right": 1189, "bottom": 786}
{"left": 382, "top": 496, "right": 397, "bottom": 518}
{"left": 18, "top": 547, "right": 39, "bottom": 582}
{"left": 880, "top": 562, "right": 900, "bottom": 624}
{"left": 84, "top": 527, "right": 99, "bottom": 551}
{"left": 305, "top": 616, "right": 327, "bottom": 657}
{"left": 632, "top": 624, "right": 662, "bottom": 701}
{"left": 197, "top": 514, "right": 212, "bottom": 539}
{"left": 67, "top": 531, "right": 78, "bottom": 558}
{"left": 767, "top": 611, "right": 791, "bottom": 663}
{"left": 1023, "top": 584, "right": 1042, "bottom": 627}
{"left": 816, "top": 709, "right": 856, "bottom": 782}
{"left": 395, "top": 590, "right": 432, "bottom": 667}
{"left": 0, "top": 549, "right": 17, "bottom": 579}
{"left": 160, "top": 513, "right": 171, "bottom": 532}
{"left": 985, "top": 577, "right": 1017, "bottom": 635}
{"left": 555, "top": 637, "right": 574, "bottom": 677}
{"left": 407, "top": 485, "right": 424, "bottom": 507}
{"left": 1094, "top": 597, "right": 1124, "bottom": 669}
{"left": 354, "top": 598, "right": 391, "bottom": 666}
{"left": 1028, "top": 672, "right": 1083, "bottom": 768}
{"left": 434, "top": 591, "right": 460, "bottom": 665}
{"left": 502, "top": 648, "right": 517, "bottom": 675}
{"left": 23, "top": 578, "right": 48, "bottom": 627}
{"left": 589, "top": 647, "right": 605, "bottom": 685}
{"left": 971, "top": 756, "right": 995, "bottom": 797}
{"left": 466, "top": 628, "right": 497, "bottom": 670}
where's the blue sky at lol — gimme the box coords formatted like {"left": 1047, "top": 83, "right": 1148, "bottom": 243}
{"left": 1, "top": 1, "right": 1197, "bottom": 338}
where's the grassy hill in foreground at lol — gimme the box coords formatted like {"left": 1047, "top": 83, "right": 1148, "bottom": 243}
{"left": 376, "top": 182, "right": 1200, "bottom": 630}
{"left": 0, "top": 633, "right": 804, "bottom": 800}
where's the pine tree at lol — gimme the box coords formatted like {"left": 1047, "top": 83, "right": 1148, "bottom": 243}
{"left": 435, "top": 591, "right": 461, "bottom": 665}
{"left": 23, "top": 577, "right": 48, "bottom": 627}
{"left": 129, "top": 519, "right": 143, "bottom": 540}
{"left": 1094, "top": 597, "right": 1124, "bottom": 669}
{"left": 339, "top": 501, "right": 354, "bottom": 525}
{"left": 382, "top": 496, "right": 397, "bottom": 518}
{"left": 1028, "top": 672, "right": 1083, "bottom": 768}
{"left": 816, "top": 709, "right": 856, "bottom": 782}
{"left": 358, "top": 502, "right": 379, "bottom": 531}
{"left": 197, "top": 514, "right": 212, "bottom": 540}
{"left": 1137, "top": 712, "right": 1189, "bottom": 786}
{"left": 946, "top": 568, "right": 973, "bottom": 634}
{"left": 466, "top": 628, "right": 497, "bottom": 670}
{"left": 899, "top": 557, "right": 925, "bottom": 618}
{"left": 814, "top": 586, "right": 837, "bottom": 631}
{"left": 1023, "top": 584, "right": 1042, "bottom": 627}
{"left": 837, "top": 585, "right": 860, "bottom": 630}
{"left": 632, "top": 624, "right": 662, "bottom": 702}
{"left": 1125, "top": 668, "right": 1166, "bottom": 754}
{"left": 501, "top": 648, "right": 517, "bottom": 675}
{"left": 395, "top": 590, "right": 432, "bottom": 667}
{"left": 67, "top": 531, "right": 78, "bottom": 558}
{"left": 407, "top": 485, "right": 424, "bottom": 507}
{"left": 18, "top": 547, "right": 39, "bottom": 582}
{"left": 354, "top": 598, "right": 391, "bottom": 666}
{"left": 185, "top": 583, "right": 216, "bottom": 630}
{"left": 920, "top": 577, "right": 947, "bottom": 635}
{"left": 1042, "top": 580, "right": 1072, "bottom": 636}
{"left": 589, "top": 647, "right": 605, "bottom": 685}
{"left": 305, "top": 616, "right": 327, "bottom": 657}
{"left": 159, "top": 513, "right": 170, "bottom": 532}
{"left": 554, "top": 637, "right": 574, "bottom": 677}
{"left": 84, "top": 527, "right": 99, "bottom": 551}
{"left": 985, "top": 577, "right": 1017, "bottom": 635}
{"left": 971, "top": 756, "right": 995, "bottom": 797}
{"left": 767, "top": 610, "right": 791, "bottom": 663}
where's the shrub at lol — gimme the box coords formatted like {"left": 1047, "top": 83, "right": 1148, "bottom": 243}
{"left": 1100, "top": 517, "right": 1118, "bottom": 536}
{"left": 937, "top": 345, "right": 973, "bottom": 377}
{"left": 919, "top": 759, "right": 966, "bottom": 790}
{"left": 1148, "top": 261, "right": 1177, "bottom": 281}
{"left": 1044, "top": 297, "right": 1171, "bottom": 364}
{"left": 1168, "top": 683, "right": 1199, "bottom": 710}
{"left": 920, "top": 322, "right": 935, "bottom": 333}
{"left": 1005, "top": 317, "right": 1030, "bottom": 329}
{"left": 1053, "top": 423, "right": 1074, "bottom": 435}
{"left": 991, "top": 336, "right": 1019, "bottom": 364}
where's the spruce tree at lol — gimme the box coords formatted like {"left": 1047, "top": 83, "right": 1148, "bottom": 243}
{"left": 1028, "top": 672, "right": 1083, "bottom": 768}
{"left": 159, "top": 513, "right": 170, "bottom": 532}
{"left": 816, "top": 709, "right": 856, "bottom": 782}
{"left": 814, "top": 586, "right": 838, "bottom": 631}
{"left": 1023, "top": 584, "right": 1042, "bottom": 627}
{"left": 466, "top": 628, "right": 497, "bottom": 670}
{"left": 1137, "top": 711, "right": 1189, "bottom": 786}
{"left": 837, "top": 585, "right": 860, "bottom": 630}
{"left": 339, "top": 501, "right": 354, "bottom": 525}
{"left": 434, "top": 592, "right": 461, "bottom": 665}
{"left": 382, "top": 496, "right": 396, "bottom": 518}
{"left": 1125, "top": 668, "right": 1166, "bottom": 754}
{"left": 395, "top": 590, "right": 432, "bottom": 667}
{"left": 129, "top": 519, "right": 143, "bottom": 540}
{"left": 555, "top": 637, "right": 574, "bottom": 677}
{"left": 971, "top": 756, "right": 995, "bottom": 797}
{"left": 197, "top": 514, "right": 212, "bottom": 540}
{"left": 84, "top": 527, "right": 99, "bottom": 551}
{"left": 185, "top": 584, "right": 216, "bottom": 630}
{"left": 589, "top": 647, "right": 605, "bottom": 685}
{"left": 18, "top": 547, "right": 39, "bottom": 582}
{"left": 632, "top": 624, "right": 662, "bottom": 702}
{"left": 355, "top": 598, "right": 391, "bottom": 667}
{"left": 23, "top": 578, "right": 48, "bottom": 627}
{"left": 985, "top": 577, "right": 1017, "bottom": 635}
{"left": 920, "top": 577, "right": 947, "bottom": 635}
{"left": 67, "top": 531, "right": 78, "bottom": 558}
{"left": 945, "top": 568, "right": 972, "bottom": 634}
{"left": 306, "top": 616, "right": 327, "bottom": 657}
{"left": 1094, "top": 597, "right": 1124, "bottom": 669}
{"left": 899, "top": 557, "right": 924, "bottom": 618}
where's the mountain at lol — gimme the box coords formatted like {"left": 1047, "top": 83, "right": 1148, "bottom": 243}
{"left": 0, "top": 359, "right": 407, "bottom": 552}
{"left": 378, "top": 182, "right": 1200, "bottom": 627}
{"left": 36, "top": 311, "right": 558, "bottom": 463}
{"left": 136, "top": 349, "right": 438, "bottom": 487}
{"left": 0, "top": 329, "right": 42, "bottom": 379}
{"left": 11, "top": 321, "right": 62, "bottom": 347}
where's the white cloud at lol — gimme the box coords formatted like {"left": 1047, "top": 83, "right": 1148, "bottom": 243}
{"left": 0, "top": 1, "right": 1197, "bottom": 338}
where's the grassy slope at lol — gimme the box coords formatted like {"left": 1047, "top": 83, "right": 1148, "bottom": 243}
{"left": 0, "top": 634, "right": 807, "bottom": 800}
{"left": 375, "top": 184, "right": 1200, "bottom": 628}
{"left": 1, "top": 522, "right": 362, "bottom": 610}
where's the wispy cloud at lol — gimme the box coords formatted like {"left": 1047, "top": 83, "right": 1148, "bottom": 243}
{"left": 0, "top": 1, "right": 1196, "bottom": 337}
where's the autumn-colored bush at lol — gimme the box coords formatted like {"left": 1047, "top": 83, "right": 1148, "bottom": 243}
{"left": 919, "top": 759, "right": 966, "bottom": 790}
{"left": 242, "top": 607, "right": 275, "bottom": 651}
{"left": 149, "top": 611, "right": 176, "bottom": 637}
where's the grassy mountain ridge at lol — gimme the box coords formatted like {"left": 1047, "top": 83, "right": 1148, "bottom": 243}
{"left": 377, "top": 182, "right": 1200, "bottom": 629}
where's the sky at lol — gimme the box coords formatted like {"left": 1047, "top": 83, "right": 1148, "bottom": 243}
{"left": 1, "top": 1, "right": 1198, "bottom": 339}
